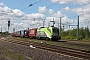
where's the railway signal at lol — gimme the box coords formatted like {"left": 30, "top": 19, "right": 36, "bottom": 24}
{"left": 8, "top": 20, "right": 10, "bottom": 27}
{"left": 8, "top": 20, "right": 10, "bottom": 33}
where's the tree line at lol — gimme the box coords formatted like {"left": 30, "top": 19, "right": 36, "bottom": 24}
{"left": 61, "top": 27, "right": 90, "bottom": 40}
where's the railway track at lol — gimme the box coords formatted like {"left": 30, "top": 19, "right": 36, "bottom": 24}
{"left": 0, "top": 37, "right": 90, "bottom": 60}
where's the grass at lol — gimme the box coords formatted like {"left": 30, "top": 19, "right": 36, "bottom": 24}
{"left": 0, "top": 46, "right": 27, "bottom": 60}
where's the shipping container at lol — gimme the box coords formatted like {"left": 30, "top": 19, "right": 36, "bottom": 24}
{"left": 20, "top": 30, "right": 24, "bottom": 37}
{"left": 16, "top": 31, "right": 21, "bottom": 37}
{"left": 28, "top": 28, "right": 37, "bottom": 38}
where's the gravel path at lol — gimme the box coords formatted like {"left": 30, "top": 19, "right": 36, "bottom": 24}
{"left": 0, "top": 39, "right": 86, "bottom": 60}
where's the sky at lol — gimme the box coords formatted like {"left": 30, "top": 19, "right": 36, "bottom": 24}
{"left": 0, "top": 0, "right": 90, "bottom": 33}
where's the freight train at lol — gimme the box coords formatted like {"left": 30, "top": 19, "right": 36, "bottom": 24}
{"left": 12, "top": 26, "right": 61, "bottom": 41}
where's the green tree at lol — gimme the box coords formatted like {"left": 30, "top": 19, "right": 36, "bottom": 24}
{"left": 61, "top": 27, "right": 90, "bottom": 40}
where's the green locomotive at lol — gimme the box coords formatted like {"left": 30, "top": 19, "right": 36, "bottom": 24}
{"left": 36, "top": 26, "right": 61, "bottom": 41}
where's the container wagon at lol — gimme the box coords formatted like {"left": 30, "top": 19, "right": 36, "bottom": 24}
{"left": 28, "top": 28, "right": 37, "bottom": 39}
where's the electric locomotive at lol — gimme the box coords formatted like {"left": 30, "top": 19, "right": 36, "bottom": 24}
{"left": 36, "top": 26, "right": 61, "bottom": 41}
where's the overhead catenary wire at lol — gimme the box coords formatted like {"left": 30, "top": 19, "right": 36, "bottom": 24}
{"left": 22, "top": 0, "right": 42, "bottom": 11}
{"left": 30, "top": 0, "right": 42, "bottom": 6}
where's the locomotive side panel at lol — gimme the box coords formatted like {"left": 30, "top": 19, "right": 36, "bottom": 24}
{"left": 36, "top": 27, "right": 52, "bottom": 40}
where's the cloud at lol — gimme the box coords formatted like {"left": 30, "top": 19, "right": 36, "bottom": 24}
{"left": 71, "top": 4, "right": 90, "bottom": 29}
{"left": 49, "top": 9, "right": 54, "bottom": 14}
{"left": 38, "top": 6, "right": 65, "bottom": 17}
{"left": 62, "top": 6, "right": 70, "bottom": 12}
{"left": 38, "top": 6, "right": 48, "bottom": 14}
{"left": 0, "top": 2, "right": 6, "bottom": 7}
{"left": 60, "top": 3, "right": 90, "bottom": 28}
{"left": 1, "top": 1, "right": 90, "bottom": 32}
{"left": 22, "top": 13, "right": 46, "bottom": 28}
{"left": 51, "top": 0, "right": 90, "bottom": 5}
{"left": 12, "top": 9, "right": 25, "bottom": 18}
{"left": 0, "top": 2, "right": 46, "bottom": 33}
{"left": 38, "top": 6, "right": 55, "bottom": 15}
{"left": 51, "top": 11, "right": 65, "bottom": 17}
{"left": 0, "top": 1, "right": 76, "bottom": 32}
{"left": 72, "top": 4, "right": 90, "bottom": 15}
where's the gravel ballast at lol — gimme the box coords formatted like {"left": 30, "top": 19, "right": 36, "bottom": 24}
{"left": 0, "top": 40, "right": 86, "bottom": 60}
